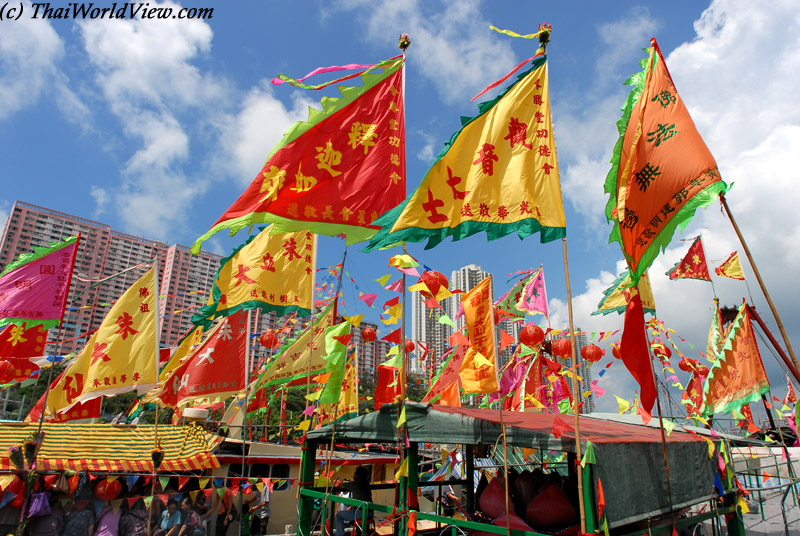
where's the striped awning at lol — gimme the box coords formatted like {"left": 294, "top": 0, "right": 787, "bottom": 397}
{"left": 0, "top": 422, "right": 222, "bottom": 472}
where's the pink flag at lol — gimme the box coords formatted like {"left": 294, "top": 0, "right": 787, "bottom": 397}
{"left": 516, "top": 267, "right": 548, "bottom": 318}
{"left": 0, "top": 235, "right": 79, "bottom": 330}
{"left": 385, "top": 279, "right": 404, "bottom": 292}
{"left": 358, "top": 293, "right": 378, "bottom": 307}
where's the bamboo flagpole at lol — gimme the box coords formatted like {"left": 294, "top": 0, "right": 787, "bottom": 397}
{"left": 561, "top": 238, "right": 586, "bottom": 534}
{"left": 719, "top": 194, "right": 800, "bottom": 372}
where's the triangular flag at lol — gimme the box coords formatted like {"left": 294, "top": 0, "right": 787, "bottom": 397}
{"left": 551, "top": 415, "right": 573, "bottom": 439}
{"left": 580, "top": 440, "right": 596, "bottom": 468}
{"left": 715, "top": 251, "right": 745, "bottom": 280}
{"left": 358, "top": 293, "right": 378, "bottom": 308}
{"left": 375, "top": 274, "right": 391, "bottom": 287}
{"left": 666, "top": 236, "right": 711, "bottom": 281}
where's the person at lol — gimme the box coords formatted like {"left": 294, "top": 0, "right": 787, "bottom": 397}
{"left": 153, "top": 500, "right": 182, "bottom": 536}
{"left": 202, "top": 482, "right": 232, "bottom": 536}
{"left": 118, "top": 499, "right": 148, "bottom": 536}
{"left": 62, "top": 498, "right": 95, "bottom": 536}
{"left": 334, "top": 466, "right": 372, "bottom": 536}
{"left": 94, "top": 503, "right": 122, "bottom": 536}
{"left": 178, "top": 497, "right": 204, "bottom": 536}
{"left": 28, "top": 495, "right": 63, "bottom": 536}
{"left": 239, "top": 505, "right": 251, "bottom": 536}
{"left": 248, "top": 485, "right": 270, "bottom": 536}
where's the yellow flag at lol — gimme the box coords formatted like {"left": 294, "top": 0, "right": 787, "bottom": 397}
{"left": 459, "top": 277, "right": 499, "bottom": 394}
{"left": 714, "top": 251, "right": 745, "bottom": 280}
{"left": 395, "top": 457, "right": 409, "bottom": 479}
{"left": 194, "top": 225, "right": 315, "bottom": 326}
{"left": 614, "top": 395, "right": 630, "bottom": 414}
{"left": 253, "top": 301, "right": 335, "bottom": 388}
{"left": 593, "top": 270, "right": 655, "bottom": 316}
{"left": 143, "top": 325, "right": 204, "bottom": 402}
{"left": 46, "top": 269, "right": 158, "bottom": 415}
{"left": 317, "top": 357, "right": 358, "bottom": 425}
{"left": 366, "top": 57, "right": 565, "bottom": 252}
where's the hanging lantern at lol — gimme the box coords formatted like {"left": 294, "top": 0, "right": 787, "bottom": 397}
{"left": 0, "top": 360, "right": 14, "bottom": 384}
{"left": 580, "top": 344, "right": 604, "bottom": 363}
{"left": 678, "top": 357, "right": 696, "bottom": 372}
{"left": 551, "top": 338, "right": 572, "bottom": 360}
{"left": 651, "top": 341, "right": 672, "bottom": 360}
{"left": 95, "top": 478, "right": 122, "bottom": 501}
{"left": 259, "top": 330, "right": 278, "bottom": 349}
{"left": 696, "top": 365, "right": 710, "bottom": 378}
{"left": 361, "top": 327, "right": 377, "bottom": 343}
{"left": 404, "top": 339, "right": 416, "bottom": 354}
{"left": 611, "top": 343, "right": 622, "bottom": 360}
{"left": 519, "top": 324, "right": 545, "bottom": 348}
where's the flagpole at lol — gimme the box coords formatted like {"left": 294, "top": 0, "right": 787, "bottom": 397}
{"left": 240, "top": 309, "right": 252, "bottom": 536}
{"left": 720, "top": 193, "right": 800, "bottom": 373}
{"left": 561, "top": 238, "right": 586, "bottom": 534}
{"left": 149, "top": 256, "right": 163, "bottom": 536}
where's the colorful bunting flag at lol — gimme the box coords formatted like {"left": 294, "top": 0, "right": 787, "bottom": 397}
{"left": 593, "top": 270, "right": 655, "bottom": 316}
{"left": 318, "top": 321, "right": 352, "bottom": 404}
{"left": 515, "top": 266, "right": 549, "bottom": 318}
{"left": 604, "top": 38, "right": 727, "bottom": 282}
{"left": 666, "top": 236, "right": 711, "bottom": 281}
{"left": 192, "top": 55, "right": 406, "bottom": 252}
{"left": 365, "top": 55, "right": 566, "bottom": 252}
{"left": 702, "top": 302, "right": 770, "bottom": 416}
{"left": 43, "top": 269, "right": 159, "bottom": 415}
{"left": 422, "top": 345, "right": 466, "bottom": 404}
{"left": 0, "top": 235, "right": 79, "bottom": 330}
{"left": 317, "top": 355, "right": 358, "bottom": 425}
{"left": 459, "top": 277, "right": 499, "bottom": 394}
{"left": 192, "top": 226, "right": 314, "bottom": 327}
{"left": 715, "top": 251, "right": 745, "bottom": 280}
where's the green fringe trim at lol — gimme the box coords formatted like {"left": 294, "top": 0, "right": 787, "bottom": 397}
{"left": 591, "top": 270, "right": 656, "bottom": 316}
{"left": 1, "top": 235, "right": 78, "bottom": 276}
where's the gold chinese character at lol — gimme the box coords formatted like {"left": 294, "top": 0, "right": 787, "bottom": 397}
{"left": 259, "top": 166, "right": 287, "bottom": 203}
{"left": 340, "top": 207, "right": 353, "bottom": 221}
{"left": 291, "top": 163, "right": 318, "bottom": 193}
{"left": 389, "top": 119, "right": 399, "bottom": 130}
{"left": 390, "top": 154, "right": 400, "bottom": 166}
{"left": 389, "top": 102, "right": 399, "bottom": 113}
{"left": 388, "top": 136, "right": 400, "bottom": 147}
{"left": 314, "top": 141, "right": 342, "bottom": 177}
{"left": 390, "top": 172, "right": 402, "bottom": 185}
{"left": 347, "top": 122, "right": 378, "bottom": 154}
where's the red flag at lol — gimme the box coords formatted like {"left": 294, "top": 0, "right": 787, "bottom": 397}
{"left": 193, "top": 56, "right": 406, "bottom": 253}
{"left": 0, "top": 323, "right": 48, "bottom": 358}
{"left": 158, "top": 310, "right": 248, "bottom": 408}
{"left": 620, "top": 293, "right": 657, "bottom": 414}
{"left": 374, "top": 365, "right": 400, "bottom": 411}
{"left": 551, "top": 414, "right": 573, "bottom": 439}
{"left": 26, "top": 368, "right": 101, "bottom": 422}
{"left": 381, "top": 328, "right": 402, "bottom": 344}
{"left": 667, "top": 236, "right": 711, "bottom": 281}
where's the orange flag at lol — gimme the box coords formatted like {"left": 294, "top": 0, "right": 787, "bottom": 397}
{"left": 437, "top": 381, "right": 462, "bottom": 407}
{"left": 458, "top": 276, "right": 498, "bottom": 394}
{"left": 606, "top": 38, "right": 727, "bottom": 282}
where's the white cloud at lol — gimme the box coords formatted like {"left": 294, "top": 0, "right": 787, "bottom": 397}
{"left": 332, "top": 0, "right": 516, "bottom": 104}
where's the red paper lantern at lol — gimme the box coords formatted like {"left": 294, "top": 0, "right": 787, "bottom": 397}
{"left": 0, "top": 360, "right": 14, "bottom": 384}
{"left": 95, "top": 478, "right": 122, "bottom": 501}
{"left": 519, "top": 324, "right": 545, "bottom": 348}
{"left": 678, "top": 357, "right": 696, "bottom": 372}
{"left": 611, "top": 343, "right": 622, "bottom": 360}
{"left": 259, "top": 330, "right": 278, "bottom": 349}
{"left": 361, "top": 327, "right": 377, "bottom": 343}
{"left": 696, "top": 365, "right": 710, "bottom": 378}
{"left": 551, "top": 338, "right": 572, "bottom": 360}
{"left": 580, "top": 344, "right": 604, "bottom": 363}
{"left": 404, "top": 339, "right": 416, "bottom": 354}
{"left": 651, "top": 342, "right": 672, "bottom": 360}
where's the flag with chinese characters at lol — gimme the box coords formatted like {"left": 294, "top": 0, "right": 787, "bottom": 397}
{"left": 192, "top": 55, "right": 406, "bottom": 252}
{"left": 593, "top": 270, "right": 655, "bottom": 316}
{"left": 495, "top": 273, "right": 531, "bottom": 319}
{"left": 157, "top": 310, "right": 248, "bottom": 408}
{"left": 152, "top": 325, "right": 204, "bottom": 392}
{"left": 0, "top": 235, "right": 79, "bottom": 330}
{"left": 42, "top": 269, "right": 158, "bottom": 416}
{"left": 0, "top": 322, "right": 47, "bottom": 358}
{"left": 317, "top": 354, "right": 358, "bottom": 425}
{"left": 702, "top": 302, "right": 769, "bottom": 416}
{"left": 667, "top": 236, "right": 711, "bottom": 281}
{"left": 682, "top": 372, "right": 705, "bottom": 416}
{"left": 715, "top": 251, "right": 745, "bottom": 280}
{"left": 706, "top": 301, "right": 725, "bottom": 362}
{"left": 366, "top": 56, "right": 566, "bottom": 252}
{"left": 25, "top": 368, "right": 102, "bottom": 423}
{"left": 422, "top": 344, "right": 466, "bottom": 404}
{"left": 192, "top": 226, "right": 315, "bottom": 327}
{"left": 604, "top": 38, "right": 727, "bottom": 283}
{"left": 318, "top": 321, "right": 352, "bottom": 404}
{"left": 515, "top": 266, "right": 548, "bottom": 318}
{"left": 252, "top": 300, "right": 335, "bottom": 389}
{"left": 459, "top": 276, "right": 499, "bottom": 394}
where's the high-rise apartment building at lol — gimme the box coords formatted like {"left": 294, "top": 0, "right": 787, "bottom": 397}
{"left": 0, "top": 201, "right": 224, "bottom": 354}
{"left": 351, "top": 320, "right": 391, "bottom": 381}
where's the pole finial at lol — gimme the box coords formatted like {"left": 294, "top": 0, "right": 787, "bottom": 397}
{"left": 537, "top": 23, "right": 552, "bottom": 54}
{"left": 398, "top": 33, "right": 411, "bottom": 51}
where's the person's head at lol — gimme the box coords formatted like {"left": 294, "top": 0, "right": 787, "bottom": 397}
{"left": 181, "top": 498, "right": 192, "bottom": 512}
{"left": 241, "top": 504, "right": 250, "bottom": 515}
{"left": 354, "top": 466, "right": 371, "bottom": 483}
{"left": 167, "top": 500, "right": 178, "bottom": 514}
{"left": 63, "top": 498, "right": 75, "bottom": 513}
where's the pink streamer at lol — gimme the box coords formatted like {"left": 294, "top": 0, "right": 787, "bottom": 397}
{"left": 271, "top": 62, "right": 376, "bottom": 85}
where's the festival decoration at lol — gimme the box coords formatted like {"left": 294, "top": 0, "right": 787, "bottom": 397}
{"left": 611, "top": 343, "right": 622, "bottom": 360}
{"left": 519, "top": 324, "right": 545, "bottom": 348}
{"left": 666, "top": 236, "right": 711, "bottom": 281}
{"left": 95, "top": 478, "right": 122, "bottom": 501}
{"left": 318, "top": 321, "right": 352, "bottom": 404}
{"left": 25, "top": 368, "right": 102, "bottom": 423}
{"left": 365, "top": 53, "right": 566, "bottom": 252}
{"left": 715, "top": 251, "right": 745, "bottom": 280}
{"left": 702, "top": 302, "right": 770, "bottom": 416}
{"left": 360, "top": 327, "right": 376, "bottom": 343}
{"left": 192, "top": 226, "right": 314, "bottom": 327}
{"left": 317, "top": 354, "right": 358, "bottom": 424}
{"left": 42, "top": 269, "right": 158, "bottom": 416}
{"left": 593, "top": 270, "right": 655, "bottom": 316}
{"left": 0, "top": 323, "right": 48, "bottom": 360}
{"left": 551, "top": 338, "right": 572, "bottom": 360}
{"left": 260, "top": 330, "right": 279, "bottom": 349}
{"left": 192, "top": 55, "right": 406, "bottom": 252}
{"left": 423, "top": 345, "right": 467, "bottom": 405}
{"left": 604, "top": 38, "right": 727, "bottom": 283}
{"left": 706, "top": 301, "right": 725, "bottom": 362}
{"left": 375, "top": 364, "right": 401, "bottom": 411}
{"left": 0, "top": 235, "right": 79, "bottom": 330}
{"left": 620, "top": 294, "right": 657, "bottom": 413}
{"left": 459, "top": 277, "right": 499, "bottom": 394}
{"left": 149, "top": 325, "right": 204, "bottom": 398}
{"left": 0, "top": 361, "right": 14, "bottom": 384}
{"left": 580, "top": 344, "right": 604, "bottom": 363}
{"left": 155, "top": 310, "right": 248, "bottom": 409}
{"left": 515, "top": 266, "right": 549, "bottom": 318}
{"left": 404, "top": 339, "right": 416, "bottom": 354}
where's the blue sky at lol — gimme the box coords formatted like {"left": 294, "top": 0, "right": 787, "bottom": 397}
{"left": 2, "top": 0, "right": 800, "bottom": 414}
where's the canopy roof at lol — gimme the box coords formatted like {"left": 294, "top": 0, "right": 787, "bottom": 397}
{"left": 306, "top": 402, "right": 702, "bottom": 451}
{"left": 0, "top": 422, "right": 222, "bottom": 472}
